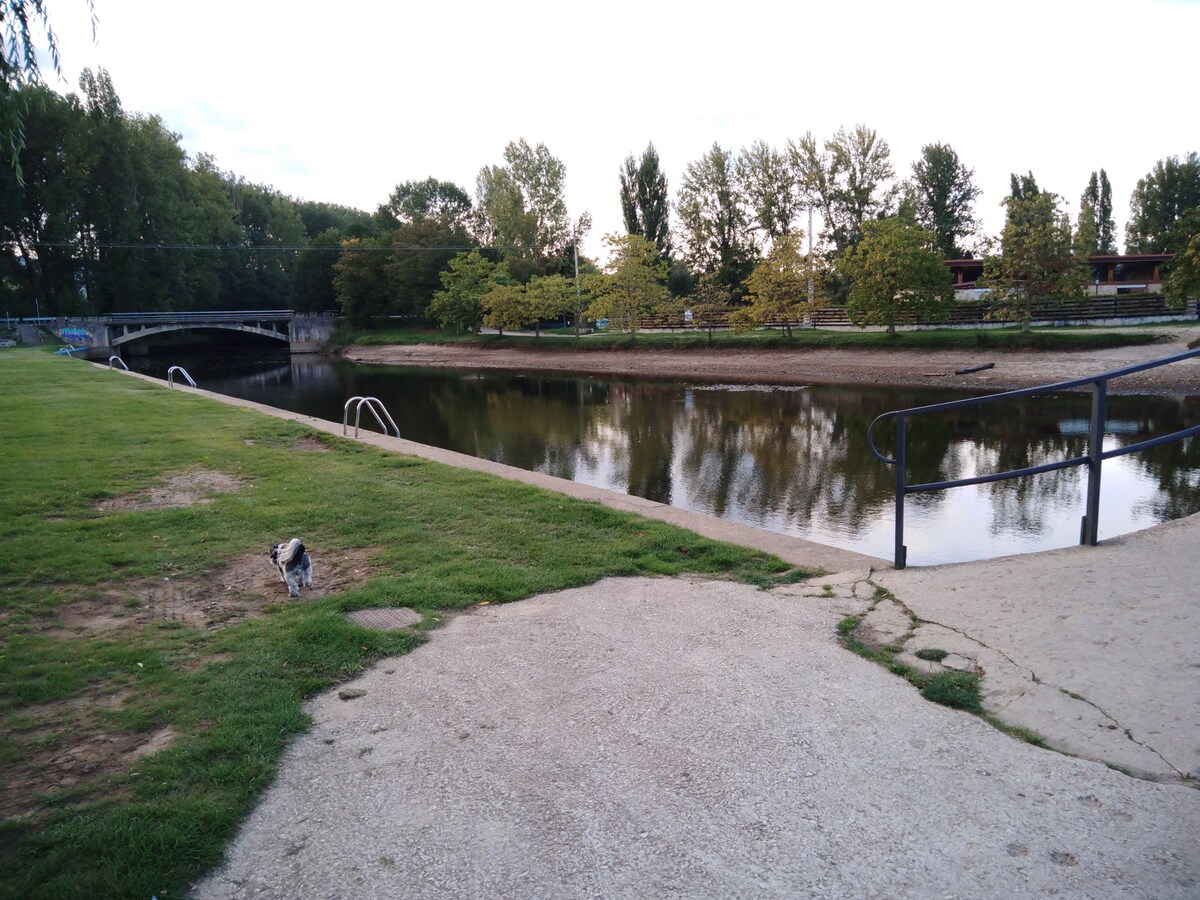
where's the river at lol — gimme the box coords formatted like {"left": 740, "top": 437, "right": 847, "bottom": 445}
{"left": 130, "top": 346, "right": 1200, "bottom": 566}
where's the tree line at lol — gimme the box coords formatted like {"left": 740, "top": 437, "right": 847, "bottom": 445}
{"left": 3, "top": 72, "right": 1198, "bottom": 332}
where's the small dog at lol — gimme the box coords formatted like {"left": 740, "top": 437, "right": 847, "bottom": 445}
{"left": 270, "top": 538, "right": 314, "bottom": 598}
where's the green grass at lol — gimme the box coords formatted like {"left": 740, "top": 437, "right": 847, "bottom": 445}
{"left": 337, "top": 322, "right": 1178, "bottom": 352}
{"left": 920, "top": 672, "right": 983, "bottom": 712}
{"left": 0, "top": 348, "right": 813, "bottom": 899}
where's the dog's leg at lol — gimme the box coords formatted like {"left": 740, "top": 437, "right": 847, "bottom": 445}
{"left": 285, "top": 568, "right": 301, "bottom": 598}
{"left": 303, "top": 555, "right": 313, "bottom": 588}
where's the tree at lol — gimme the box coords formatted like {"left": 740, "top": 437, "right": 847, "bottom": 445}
{"left": 1077, "top": 169, "right": 1116, "bottom": 255}
{"left": 911, "top": 142, "right": 981, "bottom": 258}
{"left": 1126, "top": 153, "right": 1200, "bottom": 254}
{"left": 383, "top": 216, "right": 473, "bottom": 318}
{"left": 379, "top": 177, "right": 473, "bottom": 230}
{"left": 334, "top": 237, "right": 390, "bottom": 326}
{"left": 1010, "top": 172, "right": 1039, "bottom": 200}
{"left": 737, "top": 140, "right": 800, "bottom": 247}
{"left": 587, "top": 233, "right": 669, "bottom": 333}
{"left": 837, "top": 218, "right": 954, "bottom": 335}
{"left": 1, "top": 84, "right": 87, "bottom": 314}
{"left": 1074, "top": 196, "right": 1099, "bottom": 262}
{"left": 978, "top": 192, "right": 1087, "bottom": 331}
{"left": 525, "top": 273, "right": 575, "bottom": 336}
{"left": 481, "top": 281, "right": 530, "bottom": 335}
{"left": 675, "top": 142, "right": 756, "bottom": 290}
{"left": 619, "top": 142, "right": 672, "bottom": 260}
{"left": 1163, "top": 215, "right": 1200, "bottom": 309}
{"left": 297, "top": 201, "right": 373, "bottom": 240}
{"left": 475, "top": 139, "right": 585, "bottom": 274}
{"left": 789, "top": 124, "right": 898, "bottom": 257}
{"left": 686, "top": 272, "right": 734, "bottom": 344}
{"left": 293, "top": 228, "right": 343, "bottom": 312}
{"left": 2, "top": 0, "right": 94, "bottom": 183}
{"left": 734, "top": 232, "right": 826, "bottom": 339}
{"left": 429, "top": 250, "right": 495, "bottom": 332}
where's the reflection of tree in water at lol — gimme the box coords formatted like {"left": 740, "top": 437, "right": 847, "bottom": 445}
{"left": 954, "top": 394, "right": 1089, "bottom": 537}
{"left": 423, "top": 373, "right": 607, "bottom": 480}
{"left": 580, "top": 383, "right": 677, "bottom": 503}
{"left": 676, "top": 386, "right": 962, "bottom": 537}
{"left": 1113, "top": 396, "right": 1200, "bottom": 521}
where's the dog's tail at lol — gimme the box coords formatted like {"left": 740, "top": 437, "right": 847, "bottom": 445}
{"left": 277, "top": 538, "right": 305, "bottom": 568}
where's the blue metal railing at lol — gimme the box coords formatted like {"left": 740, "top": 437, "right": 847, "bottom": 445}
{"left": 867, "top": 348, "right": 1200, "bottom": 568}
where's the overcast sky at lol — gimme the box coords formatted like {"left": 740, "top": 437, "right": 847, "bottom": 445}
{"left": 39, "top": 0, "right": 1200, "bottom": 259}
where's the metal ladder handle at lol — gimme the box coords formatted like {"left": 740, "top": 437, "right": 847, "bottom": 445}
{"left": 342, "top": 396, "right": 400, "bottom": 438}
{"left": 167, "top": 366, "right": 196, "bottom": 388}
{"left": 355, "top": 399, "right": 390, "bottom": 437}
{"left": 108, "top": 356, "right": 129, "bottom": 370}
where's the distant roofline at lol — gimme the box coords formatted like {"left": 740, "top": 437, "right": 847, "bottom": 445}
{"left": 946, "top": 253, "right": 1173, "bottom": 265}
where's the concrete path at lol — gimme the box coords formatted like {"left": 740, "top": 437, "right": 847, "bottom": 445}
{"left": 196, "top": 576, "right": 1199, "bottom": 899}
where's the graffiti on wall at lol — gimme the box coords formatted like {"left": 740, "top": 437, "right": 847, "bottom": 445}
{"left": 58, "top": 327, "right": 94, "bottom": 345}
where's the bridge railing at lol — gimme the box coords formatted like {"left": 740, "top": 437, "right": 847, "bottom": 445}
{"left": 101, "top": 310, "right": 295, "bottom": 323}
{"left": 866, "top": 348, "right": 1200, "bottom": 569}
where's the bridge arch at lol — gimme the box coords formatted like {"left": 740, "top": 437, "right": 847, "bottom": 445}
{"left": 110, "top": 322, "right": 291, "bottom": 347}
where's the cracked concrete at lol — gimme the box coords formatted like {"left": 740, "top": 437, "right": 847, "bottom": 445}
{"left": 873, "top": 511, "right": 1200, "bottom": 782}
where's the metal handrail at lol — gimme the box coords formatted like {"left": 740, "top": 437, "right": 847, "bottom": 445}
{"left": 102, "top": 309, "right": 294, "bottom": 323}
{"left": 867, "top": 348, "right": 1200, "bottom": 569}
{"left": 342, "top": 396, "right": 400, "bottom": 438}
{"left": 108, "top": 356, "right": 129, "bottom": 370}
{"left": 166, "top": 366, "right": 197, "bottom": 388}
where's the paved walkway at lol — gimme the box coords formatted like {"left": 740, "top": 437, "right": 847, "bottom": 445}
{"left": 101, "top": 365, "right": 1200, "bottom": 897}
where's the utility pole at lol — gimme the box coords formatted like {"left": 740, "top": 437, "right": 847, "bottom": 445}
{"left": 573, "top": 220, "right": 582, "bottom": 337}
{"left": 807, "top": 206, "right": 814, "bottom": 307}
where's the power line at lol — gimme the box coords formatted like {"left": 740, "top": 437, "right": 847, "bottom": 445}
{"left": 27, "top": 241, "right": 482, "bottom": 253}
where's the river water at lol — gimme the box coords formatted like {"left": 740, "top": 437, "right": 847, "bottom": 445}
{"left": 132, "top": 347, "right": 1200, "bottom": 566}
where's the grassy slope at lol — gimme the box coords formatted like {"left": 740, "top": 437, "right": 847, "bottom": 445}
{"left": 336, "top": 323, "right": 1173, "bottom": 352}
{"left": 0, "top": 350, "right": 808, "bottom": 899}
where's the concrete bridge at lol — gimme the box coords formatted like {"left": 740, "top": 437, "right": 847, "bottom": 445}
{"left": 52, "top": 310, "right": 337, "bottom": 358}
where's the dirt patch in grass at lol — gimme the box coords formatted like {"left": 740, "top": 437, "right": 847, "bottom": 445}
{"left": 0, "top": 687, "right": 177, "bottom": 821}
{"left": 94, "top": 469, "right": 246, "bottom": 512}
{"left": 7, "top": 549, "right": 380, "bottom": 820}
{"left": 49, "top": 548, "right": 379, "bottom": 636}
{"left": 290, "top": 437, "right": 331, "bottom": 452}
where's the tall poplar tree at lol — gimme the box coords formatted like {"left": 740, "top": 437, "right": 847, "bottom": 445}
{"left": 737, "top": 140, "right": 800, "bottom": 247}
{"left": 475, "top": 139, "right": 586, "bottom": 275}
{"left": 910, "top": 143, "right": 980, "bottom": 259}
{"left": 676, "top": 142, "right": 757, "bottom": 290}
{"left": 979, "top": 192, "right": 1087, "bottom": 330}
{"left": 619, "top": 142, "right": 672, "bottom": 261}
{"left": 789, "top": 124, "right": 898, "bottom": 258}
{"left": 1077, "top": 170, "right": 1116, "bottom": 255}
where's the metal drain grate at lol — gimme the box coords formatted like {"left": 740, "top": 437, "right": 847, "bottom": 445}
{"left": 346, "top": 608, "right": 421, "bottom": 631}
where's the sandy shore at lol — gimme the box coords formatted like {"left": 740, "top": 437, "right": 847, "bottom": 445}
{"left": 344, "top": 328, "right": 1200, "bottom": 395}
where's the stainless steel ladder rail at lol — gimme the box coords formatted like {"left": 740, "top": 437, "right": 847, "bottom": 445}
{"left": 867, "top": 347, "right": 1200, "bottom": 569}
{"left": 108, "top": 356, "right": 129, "bottom": 370}
{"left": 343, "top": 396, "right": 400, "bottom": 438}
{"left": 167, "top": 366, "right": 197, "bottom": 388}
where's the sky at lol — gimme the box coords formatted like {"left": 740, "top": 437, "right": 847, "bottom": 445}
{"left": 35, "top": 0, "right": 1200, "bottom": 261}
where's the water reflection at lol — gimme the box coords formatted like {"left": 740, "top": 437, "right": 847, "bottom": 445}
{"left": 132, "top": 349, "right": 1200, "bottom": 565}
